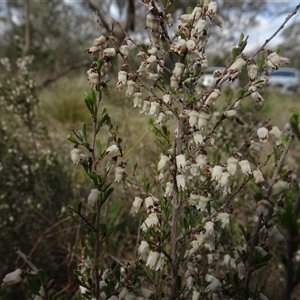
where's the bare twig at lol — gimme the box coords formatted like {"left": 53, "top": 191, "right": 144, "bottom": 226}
{"left": 265, "top": 133, "right": 294, "bottom": 199}
{"left": 14, "top": 246, "right": 38, "bottom": 273}
{"left": 37, "top": 61, "right": 90, "bottom": 89}
{"left": 251, "top": 4, "right": 300, "bottom": 58}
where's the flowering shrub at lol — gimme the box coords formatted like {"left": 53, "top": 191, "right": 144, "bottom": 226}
{"left": 0, "top": 57, "right": 77, "bottom": 299}
{"left": 2, "top": 1, "right": 300, "bottom": 300}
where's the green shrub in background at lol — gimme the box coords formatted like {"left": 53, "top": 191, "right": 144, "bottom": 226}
{"left": 0, "top": 57, "right": 79, "bottom": 299}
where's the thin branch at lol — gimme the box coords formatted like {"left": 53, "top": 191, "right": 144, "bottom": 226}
{"left": 265, "top": 133, "right": 294, "bottom": 199}
{"left": 14, "top": 246, "right": 38, "bottom": 273}
{"left": 85, "top": 0, "right": 111, "bottom": 34}
{"left": 251, "top": 3, "right": 300, "bottom": 58}
{"left": 69, "top": 207, "right": 97, "bottom": 232}
{"left": 37, "top": 61, "right": 90, "bottom": 89}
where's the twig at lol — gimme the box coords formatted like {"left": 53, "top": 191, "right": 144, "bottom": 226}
{"left": 69, "top": 207, "right": 97, "bottom": 231}
{"left": 265, "top": 133, "right": 294, "bottom": 199}
{"left": 14, "top": 246, "right": 38, "bottom": 273}
{"left": 251, "top": 4, "right": 300, "bottom": 58}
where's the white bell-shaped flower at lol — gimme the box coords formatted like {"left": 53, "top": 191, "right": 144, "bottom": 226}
{"left": 211, "top": 165, "right": 223, "bottom": 181}
{"left": 257, "top": 127, "right": 269, "bottom": 143}
{"left": 158, "top": 154, "right": 170, "bottom": 172}
{"left": 176, "top": 154, "right": 186, "bottom": 173}
{"left": 87, "top": 188, "right": 100, "bottom": 206}
{"left": 141, "top": 213, "right": 159, "bottom": 231}
{"left": 131, "top": 196, "right": 143, "bottom": 215}
{"left": 176, "top": 174, "right": 186, "bottom": 190}
{"left": 71, "top": 148, "right": 81, "bottom": 165}
{"left": 2, "top": 269, "right": 23, "bottom": 286}
{"left": 204, "top": 274, "right": 221, "bottom": 293}
{"left": 227, "top": 156, "right": 238, "bottom": 176}
{"left": 239, "top": 159, "right": 252, "bottom": 175}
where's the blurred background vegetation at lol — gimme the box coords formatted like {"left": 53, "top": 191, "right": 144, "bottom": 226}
{"left": 0, "top": 0, "right": 300, "bottom": 299}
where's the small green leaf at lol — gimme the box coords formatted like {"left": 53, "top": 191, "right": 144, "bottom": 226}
{"left": 290, "top": 108, "right": 300, "bottom": 141}
{"left": 96, "top": 139, "right": 102, "bottom": 156}
{"left": 139, "top": 43, "right": 148, "bottom": 53}
{"left": 257, "top": 56, "right": 265, "bottom": 69}
{"left": 66, "top": 135, "right": 78, "bottom": 144}
{"left": 84, "top": 90, "right": 96, "bottom": 113}
{"left": 232, "top": 47, "right": 239, "bottom": 61}
{"left": 74, "top": 269, "right": 83, "bottom": 277}
{"left": 133, "top": 163, "right": 138, "bottom": 173}
{"left": 186, "top": 6, "right": 192, "bottom": 14}
{"left": 26, "top": 278, "right": 40, "bottom": 295}
{"left": 237, "top": 88, "right": 245, "bottom": 98}
{"left": 238, "top": 32, "right": 245, "bottom": 46}
{"left": 114, "top": 268, "right": 121, "bottom": 282}
{"left": 86, "top": 171, "right": 99, "bottom": 185}
{"left": 82, "top": 123, "right": 88, "bottom": 142}
{"left": 97, "top": 59, "right": 104, "bottom": 72}
{"left": 104, "top": 187, "right": 114, "bottom": 202}
{"left": 77, "top": 202, "right": 82, "bottom": 214}
{"left": 37, "top": 269, "right": 46, "bottom": 285}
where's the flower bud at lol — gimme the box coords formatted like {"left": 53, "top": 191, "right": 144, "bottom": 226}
{"left": 247, "top": 60, "right": 258, "bottom": 81}
{"left": 257, "top": 199, "right": 271, "bottom": 218}
{"left": 120, "top": 43, "right": 129, "bottom": 59}
{"left": 71, "top": 148, "right": 81, "bottom": 165}
{"left": 224, "top": 110, "right": 237, "bottom": 118}
{"left": 94, "top": 35, "right": 106, "bottom": 46}
{"left": 165, "top": 13, "right": 173, "bottom": 26}
{"left": 253, "top": 169, "right": 265, "bottom": 185}
{"left": 87, "top": 188, "right": 100, "bottom": 206}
